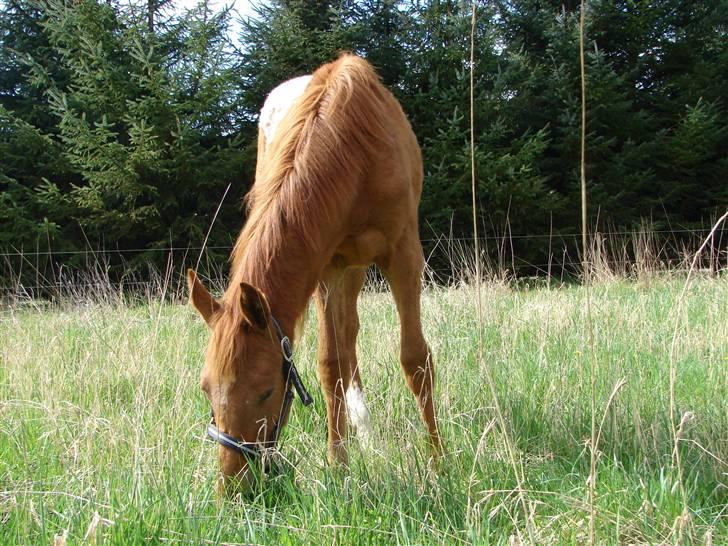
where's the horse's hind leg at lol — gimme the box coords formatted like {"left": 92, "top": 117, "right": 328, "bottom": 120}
{"left": 380, "top": 229, "right": 441, "bottom": 454}
{"left": 346, "top": 331, "right": 373, "bottom": 445}
{"left": 315, "top": 267, "right": 367, "bottom": 465}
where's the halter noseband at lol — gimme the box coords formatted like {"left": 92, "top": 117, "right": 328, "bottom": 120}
{"left": 206, "top": 316, "right": 313, "bottom": 459}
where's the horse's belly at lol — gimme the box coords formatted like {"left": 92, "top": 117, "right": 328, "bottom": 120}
{"left": 332, "top": 230, "right": 389, "bottom": 267}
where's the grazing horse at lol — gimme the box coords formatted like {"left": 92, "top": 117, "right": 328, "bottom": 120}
{"left": 188, "top": 54, "right": 440, "bottom": 491}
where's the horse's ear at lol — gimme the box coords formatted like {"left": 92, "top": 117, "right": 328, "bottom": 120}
{"left": 239, "top": 282, "right": 270, "bottom": 331}
{"left": 187, "top": 269, "right": 221, "bottom": 326}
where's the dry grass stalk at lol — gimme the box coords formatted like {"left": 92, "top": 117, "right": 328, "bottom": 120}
{"left": 577, "top": 1, "right": 598, "bottom": 544}
{"left": 593, "top": 377, "right": 627, "bottom": 463}
{"left": 465, "top": 3, "right": 535, "bottom": 542}
{"left": 667, "top": 210, "right": 727, "bottom": 543}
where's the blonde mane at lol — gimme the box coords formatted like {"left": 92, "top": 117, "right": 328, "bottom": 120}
{"left": 228, "top": 55, "right": 392, "bottom": 292}
{"left": 211, "top": 55, "right": 395, "bottom": 365}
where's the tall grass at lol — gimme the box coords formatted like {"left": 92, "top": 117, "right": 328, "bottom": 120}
{"left": 1, "top": 266, "right": 726, "bottom": 544}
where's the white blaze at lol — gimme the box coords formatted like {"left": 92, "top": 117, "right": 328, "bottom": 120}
{"left": 259, "top": 75, "right": 313, "bottom": 143}
{"left": 346, "top": 383, "right": 373, "bottom": 445}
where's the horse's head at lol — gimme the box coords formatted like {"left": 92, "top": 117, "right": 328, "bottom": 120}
{"left": 187, "top": 269, "right": 290, "bottom": 493}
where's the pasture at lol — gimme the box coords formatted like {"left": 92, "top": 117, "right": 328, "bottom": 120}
{"left": 1, "top": 276, "right": 726, "bottom": 544}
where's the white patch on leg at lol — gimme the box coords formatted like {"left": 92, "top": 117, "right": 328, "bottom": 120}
{"left": 259, "top": 75, "right": 313, "bottom": 143}
{"left": 346, "top": 383, "right": 373, "bottom": 446}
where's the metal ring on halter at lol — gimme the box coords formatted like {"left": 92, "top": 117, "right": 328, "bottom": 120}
{"left": 280, "top": 336, "right": 294, "bottom": 363}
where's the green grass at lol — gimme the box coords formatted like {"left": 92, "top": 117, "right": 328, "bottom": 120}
{"left": 1, "top": 277, "right": 726, "bottom": 544}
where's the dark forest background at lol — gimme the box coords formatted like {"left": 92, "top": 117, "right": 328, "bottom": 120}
{"left": 1, "top": 0, "right": 726, "bottom": 287}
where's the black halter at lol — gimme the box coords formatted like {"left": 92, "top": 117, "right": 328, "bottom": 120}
{"left": 206, "top": 316, "right": 313, "bottom": 459}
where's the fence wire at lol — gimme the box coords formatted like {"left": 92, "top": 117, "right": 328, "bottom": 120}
{"left": 1, "top": 226, "right": 726, "bottom": 258}
{"left": 2, "top": 226, "right": 725, "bottom": 295}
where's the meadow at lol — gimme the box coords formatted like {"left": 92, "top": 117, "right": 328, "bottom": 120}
{"left": 1, "top": 274, "right": 726, "bottom": 544}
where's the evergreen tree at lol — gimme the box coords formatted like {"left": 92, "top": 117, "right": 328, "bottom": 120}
{"left": 1, "top": 0, "right": 725, "bottom": 282}
{"left": 0, "top": 1, "right": 78, "bottom": 253}
{"left": 9, "top": 0, "right": 250, "bottom": 269}
{"left": 236, "top": 0, "right": 362, "bottom": 112}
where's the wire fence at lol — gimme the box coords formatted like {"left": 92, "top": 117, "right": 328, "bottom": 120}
{"left": 1, "top": 226, "right": 726, "bottom": 296}
{"left": 0, "top": 226, "right": 725, "bottom": 258}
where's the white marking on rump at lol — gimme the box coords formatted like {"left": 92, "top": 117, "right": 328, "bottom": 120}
{"left": 259, "top": 75, "right": 313, "bottom": 143}
{"left": 346, "top": 383, "right": 373, "bottom": 444}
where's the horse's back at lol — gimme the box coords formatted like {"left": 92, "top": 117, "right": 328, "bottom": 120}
{"left": 256, "top": 55, "right": 423, "bottom": 268}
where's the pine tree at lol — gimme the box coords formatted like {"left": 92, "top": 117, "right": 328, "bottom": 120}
{"left": 1, "top": 0, "right": 253, "bottom": 279}
{"left": 0, "top": 1, "right": 78, "bottom": 254}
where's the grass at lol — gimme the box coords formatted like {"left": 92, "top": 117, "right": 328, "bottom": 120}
{"left": 1, "top": 275, "right": 726, "bottom": 544}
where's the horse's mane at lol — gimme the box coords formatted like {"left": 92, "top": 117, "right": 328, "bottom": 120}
{"left": 211, "top": 55, "right": 393, "bottom": 364}
{"left": 227, "top": 54, "right": 392, "bottom": 295}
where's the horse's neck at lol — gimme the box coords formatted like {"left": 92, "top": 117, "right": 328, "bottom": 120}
{"left": 236, "top": 235, "right": 331, "bottom": 338}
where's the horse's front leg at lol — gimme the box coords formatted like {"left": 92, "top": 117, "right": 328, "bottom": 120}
{"left": 314, "top": 268, "right": 366, "bottom": 465}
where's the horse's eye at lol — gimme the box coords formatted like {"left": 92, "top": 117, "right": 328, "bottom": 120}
{"left": 258, "top": 388, "right": 274, "bottom": 404}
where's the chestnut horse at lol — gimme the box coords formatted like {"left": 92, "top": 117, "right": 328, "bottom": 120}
{"left": 188, "top": 54, "right": 440, "bottom": 490}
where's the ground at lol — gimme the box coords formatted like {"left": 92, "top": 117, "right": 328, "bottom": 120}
{"left": 1, "top": 276, "right": 726, "bottom": 544}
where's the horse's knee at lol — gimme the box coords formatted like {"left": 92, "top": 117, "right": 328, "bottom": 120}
{"left": 349, "top": 315, "right": 360, "bottom": 342}
{"left": 401, "top": 349, "right": 441, "bottom": 452}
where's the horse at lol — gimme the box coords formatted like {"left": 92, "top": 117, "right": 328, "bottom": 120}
{"left": 187, "top": 54, "right": 441, "bottom": 492}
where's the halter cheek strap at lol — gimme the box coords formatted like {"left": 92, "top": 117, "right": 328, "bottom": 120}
{"left": 206, "top": 315, "right": 313, "bottom": 459}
